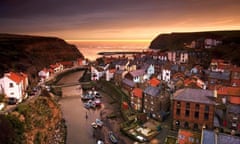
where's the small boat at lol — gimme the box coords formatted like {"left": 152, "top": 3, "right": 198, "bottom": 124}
{"left": 97, "top": 140, "right": 104, "bottom": 144}
{"left": 96, "top": 118, "right": 103, "bottom": 127}
{"left": 91, "top": 122, "right": 98, "bottom": 128}
{"left": 108, "top": 131, "right": 118, "bottom": 143}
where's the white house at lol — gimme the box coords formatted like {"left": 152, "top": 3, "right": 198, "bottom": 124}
{"left": 38, "top": 68, "right": 50, "bottom": 82}
{"left": 106, "top": 69, "right": 115, "bottom": 81}
{"left": 91, "top": 66, "right": 105, "bottom": 81}
{"left": 0, "top": 72, "right": 28, "bottom": 103}
{"left": 162, "top": 69, "right": 171, "bottom": 82}
{"left": 49, "top": 63, "right": 64, "bottom": 73}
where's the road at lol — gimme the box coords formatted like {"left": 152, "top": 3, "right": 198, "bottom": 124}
{"left": 58, "top": 71, "right": 103, "bottom": 144}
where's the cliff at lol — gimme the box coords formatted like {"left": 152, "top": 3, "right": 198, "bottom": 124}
{"left": 0, "top": 34, "right": 84, "bottom": 84}
{"left": 149, "top": 31, "right": 240, "bottom": 65}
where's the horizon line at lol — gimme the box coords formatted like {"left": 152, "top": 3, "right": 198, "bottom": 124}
{"left": 66, "top": 39, "right": 151, "bottom": 42}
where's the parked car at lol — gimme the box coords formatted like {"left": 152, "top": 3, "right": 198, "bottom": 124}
{"left": 108, "top": 131, "right": 118, "bottom": 144}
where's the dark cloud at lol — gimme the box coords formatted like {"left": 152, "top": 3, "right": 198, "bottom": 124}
{"left": 0, "top": 0, "right": 239, "bottom": 39}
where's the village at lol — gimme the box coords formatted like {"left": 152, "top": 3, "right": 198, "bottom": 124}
{"left": 0, "top": 37, "right": 240, "bottom": 144}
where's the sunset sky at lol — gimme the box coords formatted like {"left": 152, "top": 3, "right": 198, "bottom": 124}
{"left": 1, "top": 0, "right": 239, "bottom": 41}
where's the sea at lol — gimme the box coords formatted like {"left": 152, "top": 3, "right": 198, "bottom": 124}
{"left": 67, "top": 40, "right": 150, "bottom": 61}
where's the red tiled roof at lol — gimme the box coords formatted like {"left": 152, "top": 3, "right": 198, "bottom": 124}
{"left": 148, "top": 77, "right": 160, "bottom": 87}
{"left": 217, "top": 86, "right": 240, "bottom": 96}
{"left": 132, "top": 88, "right": 143, "bottom": 98}
{"left": 7, "top": 72, "right": 22, "bottom": 84}
{"left": 178, "top": 129, "right": 201, "bottom": 144}
{"left": 109, "top": 69, "right": 116, "bottom": 73}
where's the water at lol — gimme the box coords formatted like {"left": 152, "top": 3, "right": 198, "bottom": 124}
{"left": 68, "top": 40, "right": 150, "bottom": 61}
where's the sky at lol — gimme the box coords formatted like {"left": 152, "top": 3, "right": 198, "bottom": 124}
{"left": 0, "top": 0, "right": 240, "bottom": 41}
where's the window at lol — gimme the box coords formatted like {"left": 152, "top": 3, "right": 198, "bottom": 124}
{"left": 176, "top": 120, "right": 180, "bottom": 126}
{"left": 194, "top": 112, "right": 199, "bottom": 119}
{"left": 176, "top": 109, "right": 181, "bottom": 115}
{"left": 9, "top": 83, "right": 13, "bottom": 88}
{"left": 10, "top": 92, "right": 14, "bottom": 95}
{"left": 184, "top": 122, "right": 189, "bottom": 128}
{"left": 195, "top": 104, "right": 200, "bottom": 110}
{"left": 177, "top": 101, "right": 181, "bottom": 107}
{"left": 189, "top": 137, "right": 194, "bottom": 143}
{"left": 205, "top": 105, "right": 209, "bottom": 112}
{"left": 204, "top": 112, "right": 209, "bottom": 120}
{"left": 185, "top": 110, "right": 190, "bottom": 117}
{"left": 193, "top": 123, "right": 198, "bottom": 130}
{"left": 186, "top": 103, "right": 190, "bottom": 109}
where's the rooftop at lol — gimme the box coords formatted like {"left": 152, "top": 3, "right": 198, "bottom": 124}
{"left": 173, "top": 88, "right": 215, "bottom": 104}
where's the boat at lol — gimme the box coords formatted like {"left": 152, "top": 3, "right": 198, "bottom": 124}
{"left": 97, "top": 140, "right": 104, "bottom": 144}
{"left": 108, "top": 131, "right": 118, "bottom": 143}
{"left": 96, "top": 118, "right": 103, "bottom": 127}
{"left": 91, "top": 122, "right": 98, "bottom": 128}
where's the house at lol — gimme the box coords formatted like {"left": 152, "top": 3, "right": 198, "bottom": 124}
{"left": 0, "top": 72, "right": 28, "bottom": 103}
{"left": 162, "top": 69, "right": 171, "bottom": 82}
{"left": 91, "top": 66, "right": 105, "bottom": 81}
{"left": 114, "top": 70, "right": 128, "bottom": 86}
{"left": 177, "top": 129, "right": 201, "bottom": 144}
{"left": 106, "top": 69, "right": 115, "bottom": 81}
{"left": 148, "top": 77, "right": 161, "bottom": 87}
{"left": 38, "top": 68, "right": 50, "bottom": 82}
{"left": 127, "top": 60, "right": 137, "bottom": 72}
{"left": 207, "top": 71, "right": 231, "bottom": 90}
{"left": 209, "top": 59, "right": 231, "bottom": 72}
{"left": 115, "top": 59, "right": 129, "bottom": 71}
{"left": 141, "top": 64, "right": 155, "bottom": 80}
{"left": 131, "top": 88, "right": 143, "bottom": 111}
{"left": 172, "top": 88, "right": 215, "bottom": 130}
{"left": 217, "top": 86, "right": 240, "bottom": 105}
{"left": 49, "top": 63, "right": 64, "bottom": 73}
{"left": 77, "top": 58, "right": 88, "bottom": 66}
{"left": 204, "top": 38, "right": 222, "bottom": 49}
{"left": 125, "top": 69, "right": 146, "bottom": 83}
{"left": 121, "top": 78, "right": 135, "bottom": 95}
{"left": 201, "top": 129, "right": 240, "bottom": 144}
{"left": 143, "top": 86, "right": 170, "bottom": 121}
{"left": 180, "top": 51, "right": 189, "bottom": 64}
{"left": 231, "top": 66, "right": 240, "bottom": 86}
{"left": 226, "top": 104, "right": 240, "bottom": 132}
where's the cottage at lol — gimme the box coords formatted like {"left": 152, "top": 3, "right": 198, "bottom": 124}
{"left": 38, "top": 68, "right": 50, "bottom": 82}
{"left": 49, "top": 63, "right": 64, "bottom": 73}
{"left": 125, "top": 69, "right": 146, "bottom": 83}
{"left": 0, "top": 72, "right": 28, "bottom": 103}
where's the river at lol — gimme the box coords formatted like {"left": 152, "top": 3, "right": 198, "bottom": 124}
{"left": 58, "top": 71, "right": 102, "bottom": 144}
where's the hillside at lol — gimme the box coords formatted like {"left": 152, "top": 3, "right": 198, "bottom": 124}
{"left": 0, "top": 34, "right": 84, "bottom": 84}
{"left": 0, "top": 96, "right": 65, "bottom": 144}
{"left": 149, "top": 31, "right": 240, "bottom": 65}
